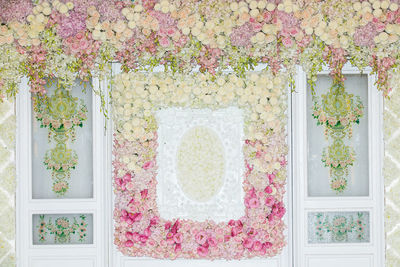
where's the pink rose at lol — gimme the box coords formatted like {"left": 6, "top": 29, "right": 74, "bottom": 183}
{"left": 140, "top": 189, "right": 148, "bottom": 199}
{"left": 282, "top": 37, "right": 293, "bottom": 47}
{"left": 231, "top": 227, "right": 241, "bottom": 237}
{"left": 123, "top": 173, "right": 132, "bottom": 182}
{"left": 125, "top": 231, "right": 134, "bottom": 240}
{"left": 264, "top": 186, "right": 273, "bottom": 194}
{"left": 174, "top": 243, "right": 182, "bottom": 253}
{"left": 150, "top": 216, "right": 159, "bottom": 226}
{"left": 253, "top": 241, "right": 263, "bottom": 251}
{"left": 265, "top": 196, "right": 275, "bottom": 207}
{"left": 167, "top": 28, "right": 176, "bottom": 37}
{"left": 197, "top": 246, "right": 209, "bottom": 257}
{"left": 139, "top": 234, "right": 148, "bottom": 243}
{"left": 207, "top": 236, "right": 217, "bottom": 247}
{"left": 289, "top": 28, "right": 298, "bottom": 36}
{"left": 263, "top": 241, "right": 272, "bottom": 249}
{"left": 268, "top": 173, "right": 276, "bottom": 183}
{"left": 142, "top": 161, "right": 154, "bottom": 170}
{"left": 166, "top": 232, "right": 174, "bottom": 239}
{"left": 144, "top": 227, "right": 151, "bottom": 237}
{"left": 126, "top": 182, "right": 134, "bottom": 191}
{"left": 173, "top": 233, "right": 183, "bottom": 244}
{"left": 166, "top": 236, "right": 175, "bottom": 244}
{"left": 159, "top": 37, "right": 170, "bottom": 47}
{"left": 80, "top": 39, "right": 89, "bottom": 50}
{"left": 195, "top": 231, "right": 208, "bottom": 245}
{"left": 76, "top": 32, "right": 84, "bottom": 40}
{"left": 247, "top": 197, "right": 260, "bottom": 209}
{"left": 125, "top": 240, "right": 134, "bottom": 247}
{"left": 243, "top": 238, "right": 254, "bottom": 249}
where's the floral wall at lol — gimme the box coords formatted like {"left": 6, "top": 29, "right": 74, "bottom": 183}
{"left": 0, "top": 0, "right": 400, "bottom": 264}
{"left": 0, "top": 100, "right": 15, "bottom": 266}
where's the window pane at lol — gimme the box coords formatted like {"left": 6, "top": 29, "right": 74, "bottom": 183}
{"left": 308, "top": 211, "right": 370, "bottom": 243}
{"left": 307, "top": 74, "right": 369, "bottom": 197}
{"left": 32, "top": 79, "right": 93, "bottom": 199}
{"left": 32, "top": 213, "right": 93, "bottom": 245}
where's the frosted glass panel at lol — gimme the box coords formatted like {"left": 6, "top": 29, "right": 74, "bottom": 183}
{"left": 32, "top": 213, "right": 93, "bottom": 245}
{"left": 307, "top": 74, "right": 369, "bottom": 197}
{"left": 32, "top": 79, "right": 93, "bottom": 199}
{"left": 308, "top": 211, "right": 370, "bottom": 243}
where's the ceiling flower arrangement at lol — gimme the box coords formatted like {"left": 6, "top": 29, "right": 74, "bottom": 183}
{"left": 0, "top": 0, "right": 400, "bottom": 100}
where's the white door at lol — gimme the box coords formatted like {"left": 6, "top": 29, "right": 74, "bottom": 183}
{"left": 292, "top": 64, "right": 385, "bottom": 267}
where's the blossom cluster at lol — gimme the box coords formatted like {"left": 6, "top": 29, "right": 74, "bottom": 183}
{"left": 2, "top": 0, "right": 400, "bottom": 98}
{"left": 112, "top": 69, "right": 287, "bottom": 259}
{"left": 176, "top": 126, "right": 225, "bottom": 202}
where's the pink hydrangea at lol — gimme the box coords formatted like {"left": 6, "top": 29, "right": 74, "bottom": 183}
{"left": 354, "top": 22, "right": 378, "bottom": 47}
{"left": 0, "top": 0, "right": 33, "bottom": 23}
{"left": 57, "top": 11, "right": 86, "bottom": 39}
{"left": 230, "top": 22, "right": 254, "bottom": 47}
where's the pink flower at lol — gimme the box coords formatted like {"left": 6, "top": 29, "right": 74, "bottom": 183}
{"left": 140, "top": 189, "right": 148, "bottom": 199}
{"left": 126, "top": 232, "right": 134, "bottom": 240}
{"left": 264, "top": 186, "right": 273, "bottom": 194}
{"left": 174, "top": 243, "right": 182, "bottom": 253}
{"left": 248, "top": 197, "right": 260, "bottom": 209}
{"left": 123, "top": 173, "right": 132, "bottom": 182}
{"left": 167, "top": 28, "right": 176, "bottom": 37}
{"left": 207, "top": 236, "right": 217, "bottom": 247}
{"left": 263, "top": 242, "right": 273, "bottom": 249}
{"left": 231, "top": 226, "right": 242, "bottom": 237}
{"left": 195, "top": 231, "right": 208, "bottom": 245}
{"left": 243, "top": 238, "right": 254, "bottom": 249}
{"left": 197, "top": 246, "right": 209, "bottom": 257}
{"left": 265, "top": 196, "right": 275, "bottom": 207}
{"left": 173, "top": 233, "right": 183, "bottom": 244}
{"left": 282, "top": 37, "right": 293, "bottom": 48}
{"left": 253, "top": 241, "right": 263, "bottom": 251}
{"left": 142, "top": 161, "right": 154, "bottom": 170}
{"left": 125, "top": 240, "right": 134, "bottom": 247}
{"left": 79, "top": 39, "right": 90, "bottom": 50}
{"left": 159, "top": 37, "right": 170, "bottom": 47}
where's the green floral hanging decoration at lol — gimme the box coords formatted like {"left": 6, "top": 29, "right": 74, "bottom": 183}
{"left": 33, "top": 81, "right": 87, "bottom": 196}
{"left": 37, "top": 214, "right": 88, "bottom": 244}
{"left": 311, "top": 80, "right": 363, "bottom": 193}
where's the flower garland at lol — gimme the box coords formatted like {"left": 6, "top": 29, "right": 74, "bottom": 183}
{"left": 1, "top": 0, "right": 400, "bottom": 100}
{"left": 112, "top": 69, "right": 287, "bottom": 259}
{"left": 38, "top": 214, "right": 88, "bottom": 244}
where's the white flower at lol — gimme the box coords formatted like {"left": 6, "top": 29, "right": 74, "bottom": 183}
{"left": 59, "top": 4, "right": 68, "bottom": 14}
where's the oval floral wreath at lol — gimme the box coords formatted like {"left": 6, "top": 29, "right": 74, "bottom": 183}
{"left": 112, "top": 69, "right": 287, "bottom": 259}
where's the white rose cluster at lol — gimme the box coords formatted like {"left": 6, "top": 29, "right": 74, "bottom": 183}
{"left": 176, "top": 126, "right": 225, "bottom": 202}
{"left": 112, "top": 69, "right": 287, "bottom": 147}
